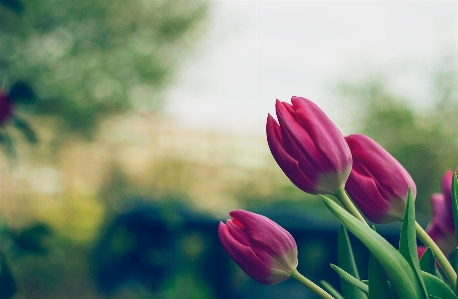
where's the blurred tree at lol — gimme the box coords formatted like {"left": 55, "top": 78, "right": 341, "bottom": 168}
{"left": 338, "top": 71, "right": 458, "bottom": 216}
{"left": 0, "top": 0, "right": 209, "bottom": 136}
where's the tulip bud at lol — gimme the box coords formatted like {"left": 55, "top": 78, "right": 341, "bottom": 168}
{"left": 266, "top": 97, "right": 352, "bottom": 195}
{"left": 218, "top": 210, "right": 298, "bottom": 285}
{"left": 0, "top": 92, "right": 14, "bottom": 125}
{"left": 345, "top": 134, "right": 416, "bottom": 223}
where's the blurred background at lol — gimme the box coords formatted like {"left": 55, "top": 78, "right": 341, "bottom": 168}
{"left": 1, "top": 0, "right": 458, "bottom": 298}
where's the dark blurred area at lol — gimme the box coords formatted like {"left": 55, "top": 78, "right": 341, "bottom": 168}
{"left": 0, "top": 0, "right": 458, "bottom": 298}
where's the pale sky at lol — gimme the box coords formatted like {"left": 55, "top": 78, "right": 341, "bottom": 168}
{"left": 166, "top": 1, "right": 458, "bottom": 136}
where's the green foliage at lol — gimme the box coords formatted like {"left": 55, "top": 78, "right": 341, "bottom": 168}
{"left": 419, "top": 248, "right": 437, "bottom": 277}
{"left": 338, "top": 226, "right": 367, "bottom": 299}
{"left": 322, "top": 194, "right": 426, "bottom": 299}
{"left": 339, "top": 77, "right": 458, "bottom": 214}
{"left": 0, "top": 0, "right": 209, "bottom": 136}
{"left": 323, "top": 187, "right": 458, "bottom": 298}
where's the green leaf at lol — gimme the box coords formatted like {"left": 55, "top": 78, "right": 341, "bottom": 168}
{"left": 420, "top": 248, "right": 437, "bottom": 276}
{"left": 422, "top": 270, "right": 458, "bottom": 299}
{"left": 320, "top": 280, "right": 344, "bottom": 299}
{"left": 338, "top": 225, "right": 368, "bottom": 299}
{"left": 321, "top": 195, "right": 427, "bottom": 299}
{"left": 452, "top": 172, "right": 458, "bottom": 292}
{"left": 8, "top": 81, "right": 36, "bottom": 104}
{"left": 0, "top": 252, "right": 16, "bottom": 299}
{"left": 368, "top": 252, "right": 392, "bottom": 299}
{"left": 11, "top": 116, "right": 37, "bottom": 143}
{"left": 331, "top": 264, "right": 369, "bottom": 294}
{"left": 398, "top": 187, "right": 428, "bottom": 297}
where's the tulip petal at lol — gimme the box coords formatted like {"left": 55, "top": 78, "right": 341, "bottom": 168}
{"left": 267, "top": 114, "right": 328, "bottom": 194}
{"left": 218, "top": 222, "right": 273, "bottom": 284}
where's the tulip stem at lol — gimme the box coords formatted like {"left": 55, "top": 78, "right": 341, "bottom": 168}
{"left": 415, "top": 221, "right": 457, "bottom": 289}
{"left": 335, "top": 189, "right": 368, "bottom": 226}
{"left": 290, "top": 269, "right": 334, "bottom": 299}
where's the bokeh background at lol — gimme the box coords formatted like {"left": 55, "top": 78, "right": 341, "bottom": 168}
{"left": 1, "top": 1, "right": 458, "bottom": 298}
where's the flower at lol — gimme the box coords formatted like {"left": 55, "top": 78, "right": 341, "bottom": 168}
{"left": 345, "top": 134, "right": 416, "bottom": 223}
{"left": 424, "top": 171, "right": 456, "bottom": 257}
{"left": 218, "top": 209, "right": 298, "bottom": 285}
{"left": 266, "top": 96, "right": 352, "bottom": 195}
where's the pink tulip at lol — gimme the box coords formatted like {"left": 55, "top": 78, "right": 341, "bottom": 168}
{"left": 424, "top": 171, "right": 456, "bottom": 257}
{"left": 345, "top": 134, "right": 416, "bottom": 223}
{"left": 266, "top": 97, "right": 352, "bottom": 195}
{"left": 218, "top": 210, "right": 298, "bottom": 285}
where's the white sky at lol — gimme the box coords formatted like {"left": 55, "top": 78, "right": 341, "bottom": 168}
{"left": 166, "top": 1, "right": 458, "bottom": 136}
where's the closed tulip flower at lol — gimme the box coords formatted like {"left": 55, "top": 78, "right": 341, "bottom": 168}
{"left": 345, "top": 134, "right": 416, "bottom": 223}
{"left": 218, "top": 210, "right": 298, "bottom": 285}
{"left": 424, "top": 171, "right": 456, "bottom": 257}
{"left": 266, "top": 97, "right": 352, "bottom": 195}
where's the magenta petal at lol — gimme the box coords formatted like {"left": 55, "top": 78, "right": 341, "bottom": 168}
{"left": 218, "top": 210, "right": 298, "bottom": 285}
{"left": 218, "top": 222, "right": 273, "bottom": 284}
{"left": 266, "top": 114, "right": 328, "bottom": 194}
{"left": 266, "top": 97, "right": 352, "bottom": 195}
{"left": 345, "top": 134, "right": 415, "bottom": 224}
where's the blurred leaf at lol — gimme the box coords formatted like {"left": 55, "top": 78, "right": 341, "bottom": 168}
{"left": 12, "top": 223, "right": 51, "bottom": 254}
{"left": 11, "top": 116, "right": 37, "bottom": 143}
{"left": 338, "top": 225, "right": 367, "bottom": 299}
{"left": 0, "top": 0, "right": 210, "bottom": 137}
{"left": 0, "top": 252, "right": 16, "bottom": 299}
{"left": 8, "top": 81, "right": 36, "bottom": 104}
{"left": 0, "top": 0, "right": 23, "bottom": 14}
{"left": 0, "top": 130, "right": 16, "bottom": 164}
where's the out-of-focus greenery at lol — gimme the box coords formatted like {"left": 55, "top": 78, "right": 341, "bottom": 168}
{"left": 338, "top": 61, "right": 458, "bottom": 215}
{"left": 0, "top": 0, "right": 209, "bottom": 136}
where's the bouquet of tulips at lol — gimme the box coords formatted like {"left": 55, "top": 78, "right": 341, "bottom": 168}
{"left": 218, "top": 97, "right": 458, "bottom": 299}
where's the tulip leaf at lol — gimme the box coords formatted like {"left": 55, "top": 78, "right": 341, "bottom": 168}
{"left": 398, "top": 187, "right": 428, "bottom": 297}
{"left": 422, "top": 270, "right": 458, "bottom": 299}
{"left": 338, "top": 225, "right": 368, "bottom": 299}
{"left": 321, "top": 195, "right": 427, "bottom": 299}
{"left": 320, "top": 280, "right": 344, "bottom": 299}
{"left": 419, "top": 248, "right": 437, "bottom": 276}
{"left": 452, "top": 172, "right": 458, "bottom": 291}
{"left": 368, "top": 252, "right": 392, "bottom": 299}
{"left": 331, "top": 264, "right": 369, "bottom": 294}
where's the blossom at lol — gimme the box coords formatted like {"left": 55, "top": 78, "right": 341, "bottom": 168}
{"left": 218, "top": 210, "right": 297, "bottom": 285}
{"left": 266, "top": 96, "right": 352, "bottom": 195}
{"left": 345, "top": 134, "right": 416, "bottom": 223}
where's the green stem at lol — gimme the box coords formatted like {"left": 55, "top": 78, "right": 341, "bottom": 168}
{"left": 415, "top": 221, "right": 457, "bottom": 289}
{"left": 335, "top": 189, "right": 368, "bottom": 226}
{"left": 290, "top": 269, "right": 334, "bottom": 299}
